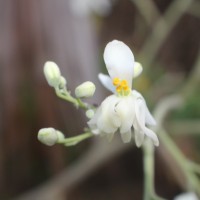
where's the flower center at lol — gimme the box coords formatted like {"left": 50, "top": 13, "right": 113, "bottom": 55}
{"left": 113, "top": 77, "right": 130, "bottom": 96}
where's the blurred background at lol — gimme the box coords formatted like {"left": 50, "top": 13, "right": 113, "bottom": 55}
{"left": 0, "top": 0, "right": 200, "bottom": 199}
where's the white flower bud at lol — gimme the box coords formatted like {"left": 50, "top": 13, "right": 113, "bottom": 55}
{"left": 43, "top": 61, "right": 61, "bottom": 87}
{"left": 58, "top": 76, "right": 67, "bottom": 89}
{"left": 86, "top": 109, "right": 95, "bottom": 119}
{"left": 75, "top": 81, "right": 96, "bottom": 98}
{"left": 38, "top": 127, "right": 58, "bottom": 146}
{"left": 60, "top": 76, "right": 67, "bottom": 86}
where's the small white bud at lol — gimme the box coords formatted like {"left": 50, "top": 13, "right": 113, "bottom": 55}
{"left": 133, "top": 62, "right": 143, "bottom": 78}
{"left": 60, "top": 76, "right": 67, "bottom": 85}
{"left": 58, "top": 76, "right": 67, "bottom": 89}
{"left": 38, "top": 128, "right": 58, "bottom": 146}
{"left": 75, "top": 81, "right": 96, "bottom": 98}
{"left": 86, "top": 109, "right": 95, "bottom": 119}
{"left": 43, "top": 61, "right": 61, "bottom": 87}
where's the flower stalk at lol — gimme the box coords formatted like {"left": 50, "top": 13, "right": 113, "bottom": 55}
{"left": 143, "top": 140, "right": 165, "bottom": 200}
{"left": 58, "top": 132, "right": 93, "bottom": 146}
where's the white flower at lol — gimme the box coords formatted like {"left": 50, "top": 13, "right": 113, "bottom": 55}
{"left": 88, "top": 40, "right": 159, "bottom": 147}
{"left": 174, "top": 192, "right": 199, "bottom": 200}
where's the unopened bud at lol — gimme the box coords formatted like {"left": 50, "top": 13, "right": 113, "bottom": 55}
{"left": 38, "top": 127, "right": 58, "bottom": 146}
{"left": 86, "top": 109, "right": 95, "bottom": 119}
{"left": 75, "top": 81, "right": 96, "bottom": 98}
{"left": 43, "top": 61, "right": 61, "bottom": 87}
{"left": 133, "top": 62, "right": 143, "bottom": 78}
{"left": 58, "top": 76, "right": 67, "bottom": 89}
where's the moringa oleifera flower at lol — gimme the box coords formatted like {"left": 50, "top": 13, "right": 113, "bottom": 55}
{"left": 88, "top": 40, "right": 159, "bottom": 147}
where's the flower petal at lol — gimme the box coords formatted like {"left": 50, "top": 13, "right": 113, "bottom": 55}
{"left": 143, "top": 127, "right": 159, "bottom": 146}
{"left": 98, "top": 73, "right": 115, "bottom": 93}
{"left": 132, "top": 90, "right": 156, "bottom": 126}
{"left": 120, "top": 129, "right": 132, "bottom": 143}
{"left": 133, "top": 62, "right": 143, "bottom": 78}
{"left": 103, "top": 40, "right": 135, "bottom": 87}
{"left": 134, "top": 129, "right": 144, "bottom": 147}
{"left": 145, "top": 106, "right": 156, "bottom": 126}
{"left": 135, "top": 97, "right": 159, "bottom": 146}
{"left": 96, "top": 95, "right": 121, "bottom": 134}
{"left": 115, "top": 96, "right": 135, "bottom": 134}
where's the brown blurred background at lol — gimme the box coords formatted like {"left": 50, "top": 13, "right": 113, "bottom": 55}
{"left": 0, "top": 0, "right": 200, "bottom": 199}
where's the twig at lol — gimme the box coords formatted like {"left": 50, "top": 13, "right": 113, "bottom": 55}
{"left": 131, "top": 0, "right": 162, "bottom": 26}
{"left": 187, "top": 1, "right": 200, "bottom": 18}
{"left": 181, "top": 50, "right": 200, "bottom": 97}
{"left": 166, "top": 120, "right": 200, "bottom": 135}
{"left": 138, "top": 0, "right": 194, "bottom": 67}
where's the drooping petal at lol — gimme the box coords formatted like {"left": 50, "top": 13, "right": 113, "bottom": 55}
{"left": 135, "top": 97, "right": 159, "bottom": 146}
{"left": 133, "top": 62, "right": 143, "bottom": 78}
{"left": 132, "top": 96, "right": 145, "bottom": 147}
{"left": 120, "top": 129, "right": 132, "bottom": 143}
{"left": 145, "top": 106, "right": 156, "bottom": 126}
{"left": 134, "top": 129, "right": 144, "bottom": 147}
{"left": 115, "top": 96, "right": 135, "bottom": 134}
{"left": 98, "top": 73, "right": 115, "bottom": 93}
{"left": 143, "top": 127, "right": 159, "bottom": 146}
{"left": 132, "top": 90, "right": 156, "bottom": 126}
{"left": 96, "top": 95, "right": 121, "bottom": 134}
{"left": 103, "top": 40, "right": 135, "bottom": 87}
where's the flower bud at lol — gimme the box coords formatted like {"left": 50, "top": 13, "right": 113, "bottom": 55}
{"left": 133, "top": 62, "right": 143, "bottom": 78}
{"left": 58, "top": 76, "right": 67, "bottom": 89}
{"left": 75, "top": 81, "right": 96, "bottom": 98}
{"left": 43, "top": 61, "right": 61, "bottom": 87}
{"left": 85, "top": 109, "right": 95, "bottom": 119}
{"left": 38, "top": 127, "right": 58, "bottom": 146}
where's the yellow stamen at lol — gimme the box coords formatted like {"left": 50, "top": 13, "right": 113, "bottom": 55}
{"left": 121, "top": 80, "right": 128, "bottom": 87}
{"left": 113, "top": 77, "right": 120, "bottom": 86}
{"left": 113, "top": 77, "right": 130, "bottom": 96}
{"left": 123, "top": 85, "right": 129, "bottom": 91}
{"left": 116, "top": 85, "right": 122, "bottom": 92}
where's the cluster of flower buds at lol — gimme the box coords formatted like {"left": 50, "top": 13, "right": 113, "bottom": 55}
{"left": 38, "top": 128, "right": 65, "bottom": 146}
{"left": 38, "top": 61, "right": 96, "bottom": 146}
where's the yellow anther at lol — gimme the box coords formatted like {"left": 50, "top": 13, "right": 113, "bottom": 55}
{"left": 123, "top": 85, "right": 129, "bottom": 91}
{"left": 121, "top": 80, "right": 128, "bottom": 87}
{"left": 113, "top": 77, "right": 130, "bottom": 96}
{"left": 113, "top": 77, "right": 120, "bottom": 86}
{"left": 116, "top": 85, "right": 122, "bottom": 92}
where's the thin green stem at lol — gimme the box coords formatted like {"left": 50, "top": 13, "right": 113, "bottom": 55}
{"left": 143, "top": 140, "right": 154, "bottom": 200}
{"left": 55, "top": 88, "right": 88, "bottom": 110}
{"left": 187, "top": 162, "right": 200, "bottom": 175}
{"left": 143, "top": 140, "right": 165, "bottom": 200}
{"left": 58, "top": 132, "right": 93, "bottom": 146}
{"left": 159, "top": 129, "right": 200, "bottom": 196}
